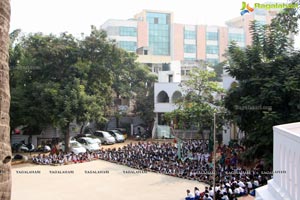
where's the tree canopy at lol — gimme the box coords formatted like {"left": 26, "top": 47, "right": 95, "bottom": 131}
{"left": 165, "top": 68, "right": 225, "bottom": 132}
{"left": 9, "top": 27, "right": 156, "bottom": 151}
{"left": 225, "top": 16, "right": 300, "bottom": 163}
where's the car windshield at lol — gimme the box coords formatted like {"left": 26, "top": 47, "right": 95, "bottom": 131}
{"left": 111, "top": 130, "right": 122, "bottom": 135}
{"left": 71, "top": 141, "right": 82, "bottom": 148}
{"left": 103, "top": 131, "right": 112, "bottom": 137}
{"left": 85, "top": 138, "right": 96, "bottom": 144}
{"left": 109, "top": 132, "right": 116, "bottom": 137}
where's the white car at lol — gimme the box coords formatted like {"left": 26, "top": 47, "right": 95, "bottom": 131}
{"left": 108, "top": 130, "right": 125, "bottom": 143}
{"left": 76, "top": 137, "right": 100, "bottom": 152}
{"left": 94, "top": 131, "right": 116, "bottom": 145}
{"left": 60, "top": 141, "right": 86, "bottom": 154}
{"left": 84, "top": 134, "right": 102, "bottom": 145}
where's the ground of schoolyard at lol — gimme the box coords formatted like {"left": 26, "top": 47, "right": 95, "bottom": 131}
{"left": 11, "top": 139, "right": 254, "bottom": 200}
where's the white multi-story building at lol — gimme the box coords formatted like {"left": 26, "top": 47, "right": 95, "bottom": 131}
{"left": 153, "top": 61, "right": 182, "bottom": 138}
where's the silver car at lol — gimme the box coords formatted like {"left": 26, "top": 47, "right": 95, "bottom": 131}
{"left": 76, "top": 137, "right": 101, "bottom": 152}
{"left": 94, "top": 131, "right": 116, "bottom": 145}
{"left": 108, "top": 130, "right": 125, "bottom": 143}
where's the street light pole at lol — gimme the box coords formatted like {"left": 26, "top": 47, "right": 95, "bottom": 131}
{"left": 213, "top": 112, "right": 216, "bottom": 200}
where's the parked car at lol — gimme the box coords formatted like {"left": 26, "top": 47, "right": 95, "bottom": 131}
{"left": 94, "top": 130, "right": 116, "bottom": 145}
{"left": 60, "top": 140, "right": 86, "bottom": 154}
{"left": 74, "top": 134, "right": 102, "bottom": 146}
{"left": 108, "top": 130, "right": 125, "bottom": 143}
{"left": 109, "top": 128, "right": 128, "bottom": 139}
{"left": 76, "top": 137, "right": 100, "bottom": 152}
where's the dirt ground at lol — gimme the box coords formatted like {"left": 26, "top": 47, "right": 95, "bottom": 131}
{"left": 11, "top": 139, "right": 255, "bottom": 200}
{"left": 12, "top": 160, "right": 207, "bottom": 200}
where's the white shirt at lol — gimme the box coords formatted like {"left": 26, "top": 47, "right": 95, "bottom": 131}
{"left": 234, "top": 188, "right": 240, "bottom": 194}
{"left": 209, "top": 189, "right": 214, "bottom": 197}
{"left": 239, "top": 187, "right": 244, "bottom": 193}
{"left": 187, "top": 192, "right": 194, "bottom": 198}
{"left": 247, "top": 181, "right": 253, "bottom": 189}
{"left": 238, "top": 181, "right": 245, "bottom": 188}
{"left": 195, "top": 190, "right": 201, "bottom": 196}
{"left": 221, "top": 195, "right": 229, "bottom": 200}
{"left": 254, "top": 180, "right": 259, "bottom": 187}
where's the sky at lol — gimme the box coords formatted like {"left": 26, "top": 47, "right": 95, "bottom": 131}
{"left": 10, "top": 0, "right": 300, "bottom": 47}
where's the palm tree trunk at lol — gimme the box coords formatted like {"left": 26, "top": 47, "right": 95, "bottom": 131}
{"left": 0, "top": 0, "right": 12, "bottom": 199}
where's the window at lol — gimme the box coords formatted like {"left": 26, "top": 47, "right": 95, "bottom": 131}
{"left": 206, "top": 45, "right": 219, "bottom": 54}
{"left": 184, "top": 30, "right": 196, "bottom": 39}
{"left": 118, "top": 41, "right": 137, "bottom": 52}
{"left": 228, "top": 33, "right": 245, "bottom": 43}
{"left": 206, "top": 58, "right": 219, "bottom": 65}
{"left": 157, "top": 91, "right": 169, "bottom": 103}
{"left": 119, "top": 27, "right": 137, "bottom": 37}
{"left": 206, "top": 32, "right": 218, "bottom": 41}
{"left": 172, "top": 91, "right": 182, "bottom": 103}
{"left": 184, "top": 44, "right": 196, "bottom": 53}
{"left": 95, "top": 132, "right": 103, "bottom": 137}
{"left": 184, "top": 57, "right": 196, "bottom": 61}
{"left": 162, "top": 63, "right": 170, "bottom": 71}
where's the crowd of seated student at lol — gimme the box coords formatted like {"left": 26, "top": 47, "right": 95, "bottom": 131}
{"left": 185, "top": 176, "right": 264, "bottom": 200}
{"left": 97, "top": 140, "right": 215, "bottom": 183}
{"left": 32, "top": 151, "right": 100, "bottom": 165}
{"left": 31, "top": 139, "right": 271, "bottom": 199}
{"left": 183, "top": 146, "right": 271, "bottom": 200}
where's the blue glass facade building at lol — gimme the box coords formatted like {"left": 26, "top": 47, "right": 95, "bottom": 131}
{"left": 146, "top": 12, "right": 171, "bottom": 56}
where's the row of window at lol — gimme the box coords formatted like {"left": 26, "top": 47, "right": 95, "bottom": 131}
{"left": 184, "top": 44, "right": 196, "bottom": 53}
{"left": 206, "top": 58, "right": 219, "bottom": 65}
{"left": 184, "top": 31, "right": 219, "bottom": 41}
{"left": 184, "top": 57, "right": 196, "bottom": 61}
{"left": 206, "top": 45, "right": 219, "bottom": 54}
{"left": 118, "top": 28, "right": 245, "bottom": 43}
{"left": 149, "top": 24, "right": 170, "bottom": 31}
{"left": 228, "top": 33, "right": 245, "bottom": 43}
{"left": 183, "top": 58, "right": 219, "bottom": 65}
{"left": 184, "top": 30, "right": 196, "bottom": 39}
{"left": 206, "top": 32, "right": 218, "bottom": 41}
{"left": 149, "top": 43, "right": 170, "bottom": 55}
{"left": 184, "top": 44, "right": 219, "bottom": 54}
{"left": 118, "top": 41, "right": 137, "bottom": 52}
{"left": 119, "top": 27, "right": 137, "bottom": 37}
{"left": 148, "top": 30, "right": 170, "bottom": 37}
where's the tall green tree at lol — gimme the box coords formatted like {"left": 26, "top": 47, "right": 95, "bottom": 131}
{"left": 225, "top": 20, "right": 300, "bottom": 163}
{"left": 10, "top": 27, "right": 157, "bottom": 151}
{"left": 133, "top": 65, "right": 157, "bottom": 123}
{"left": 165, "top": 68, "right": 225, "bottom": 132}
{"left": 10, "top": 31, "right": 114, "bottom": 151}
